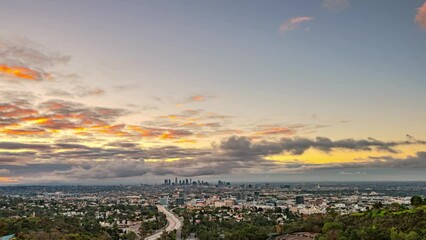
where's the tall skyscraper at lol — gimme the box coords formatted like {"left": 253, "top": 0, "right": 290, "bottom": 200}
{"left": 296, "top": 196, "right": 305, "bottom": 205}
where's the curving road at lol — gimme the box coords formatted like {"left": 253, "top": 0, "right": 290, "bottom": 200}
{"left": 144, "top": 205, "right": 182, "bottom": 240}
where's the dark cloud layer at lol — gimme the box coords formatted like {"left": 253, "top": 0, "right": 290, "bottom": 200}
{"left": 0, "top": 135, "right": 425, "bottom": 181}
{"left": 220, "top": 136, "right": 423, "bottom": 156}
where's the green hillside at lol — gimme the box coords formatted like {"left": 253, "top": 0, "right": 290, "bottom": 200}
{"left": 317, "top": 205, "right": 426, "bottom": 240}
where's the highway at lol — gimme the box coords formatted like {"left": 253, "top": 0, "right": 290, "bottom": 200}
{"left": 144, "top": 205, "right": 182, "bottom": 240}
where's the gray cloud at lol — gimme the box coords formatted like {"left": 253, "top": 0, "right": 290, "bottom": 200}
{"left": 1, "top": 134, "right": 425, "bottom": 181}
{"left": 219, "top": 136, "right": 421, "bottom": 156}
{"left": 73, "top": 86, "right": 105, "bottom": 97}
{"left": 0, "top": 38, "right": 70, "bottom": 67}
{"left": 45, "top": 89, "right": 75, "bottom": 98}
{"left": 57, "top": 160, "right": 148, "bottom": 179}
{"left": 281, "top": 152, "right": 426, "bottom": 172}
{"left": 0, "top": 37, "right": 70, "bottom": 81}
{"left": 113, "top": 85, "right": 139, "bottom": 92}
{"left": 0, "top": 142, "right": 50, "bottom": 150}
{"left": 45, "top": 86, "right": 106, "bottom": 98}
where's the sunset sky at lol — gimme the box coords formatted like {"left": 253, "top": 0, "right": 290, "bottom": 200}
{"left": 0, "top": 0, "right": 426, "bottom": 184}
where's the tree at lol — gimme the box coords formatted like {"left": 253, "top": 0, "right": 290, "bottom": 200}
{"left": 122, "top": 231, "right": 137, "bottom": 240}
{"left": 410, "top": 196, "right": 423, "bottom": 206}
{"left": 405, "top": 231, "right": 420, "bottom": 240}
{"left": 159, "top": 231, "right": 175, "bottom": 240}
{"left": 322, "top": 221, "right": 343, "bottom": 233}
{"left": 321, "top": 221, "right": 343, "bottom": 240}
{"left": 373, "top": 202, "right": 383, "bottom": 209}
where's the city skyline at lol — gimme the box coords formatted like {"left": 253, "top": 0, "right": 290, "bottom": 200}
{"left": 0, "top": 0, "right": 426, "bottom": 184}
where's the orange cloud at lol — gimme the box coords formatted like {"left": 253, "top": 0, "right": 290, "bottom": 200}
{"left": 0, "top": 177, "right": 18, "bottom": 183}
{"left": 190, "top": 95, "right": 205, "bottom": 102}
{"left": 95, "top": 124, "right": 130, "bottom": 136}
{"left": 160, "top": 131, "right": 174, "bottom": 139}
{"left": 0, "top": 104, "right": 38, "bottom": 118}
{"left": 128, "top": 125, "right": 155, "bottom": 137}
{"left": 125, "top": 125, "right": 191, "bottom": 140}
{"left": 279, "top": 16, "right": 314, "bottom": 33}
{"left": 2, "top": 108, "right": 38, "bottom": 117}
{"left": 0, "top": 99, "right": 200, "bottom": 141}
{"left": 0, "top": 64, "right": 42, "bottom": 80}
{"left": 0, "top": 128, "right": 47, "bottom": 135}
{"left": 255, "top": 127, "right": 296, "bottom": 136}
{"left": 415, "top": 2, "right": 426, "bottom": 30}
{"left": 174, "top": 139, "right": 197, "bottom": 144}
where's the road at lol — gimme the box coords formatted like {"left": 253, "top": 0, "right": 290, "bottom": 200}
{"left": 144, "top": 205, "right": 183, "bottom": 240}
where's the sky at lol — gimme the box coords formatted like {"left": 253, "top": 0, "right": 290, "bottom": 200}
{"left": 0, "top": 0, "right": 426, "bottom": 184}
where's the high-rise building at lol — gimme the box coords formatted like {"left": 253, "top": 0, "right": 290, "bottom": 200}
{"left": 296, "top": 196, "right": 304, "bottom": 205}
{"left": 159, "top": 197, "right": 168, "bottom": 206}
{"left": 175, "top": 198, "right": 185, "bottom": 206}
{"left": 254, "top": 191, "right": 260, "bottom": 200}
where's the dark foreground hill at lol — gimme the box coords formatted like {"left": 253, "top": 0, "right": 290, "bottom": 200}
{"left": 282, "top": 205, "right": 426, "bottom": 240}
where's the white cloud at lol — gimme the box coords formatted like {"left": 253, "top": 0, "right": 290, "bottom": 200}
{"left": 279, "top": 16, "right": 314, "bottom": 33}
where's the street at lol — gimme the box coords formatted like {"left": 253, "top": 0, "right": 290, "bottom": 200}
{"left": 144, "top": 205, "right": 182, "bottom": 240}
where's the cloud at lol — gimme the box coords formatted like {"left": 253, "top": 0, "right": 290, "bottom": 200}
{"left": 0, "top": 177, "right": 17, "bottom": 183}
{"left": 0, "top": 37, "right": 70, "bottom": 67}
{"left": 45, "top": 89, "right": 75, "bottom": 98}
{"left": 0, "top": 94, "right": 206, "bottom": 141}
{"left": 51, "top": 142, "right": 426, "bottom": 180}
{"left": 1, "top": 128, "right": 48, "bottom": 136}
{"left": 1, "top": 87, "right": 425, "bottom": 181}
{"left": 178, "top": 94, "right": 215, "bottom": 105}
{"left": 279, "top": 16, "right": 314, "bottom": 33}
{"left": 0, "top": 98, "right": 133, "bottom": 138}
{"left": 0, "top": 142, "right": 50, "bottom": 150}
{"left": 74, "top": 86, "right": 105, "bottom": 97}
{"left": 57, "top": 160, "right": 149, "bottom": 179}
{"left": 0, "top": 134, "right": 425, "bottom": 181}
{"left": 113, "top": 85, "right": 139, "bottom": 92}
{"left": 292, "top": 152, "right": 426, "bottom": 172}
{"left": 0, "top": 90, "right": 37, "bottom": 103}
{"left": 362, "top": 152, "right": 426, "bottom": 168}
{"left": 0, "top": 65, "right": 48, "bottom": 81}
{"left": 254, "top": 127, "right": 296, "bottom": 136}
{"left": 45, "top": 87, "right": 106, "bottom": 98}
{"left": 0, "top": 169, "right": 11, "bottom": 174}
{"left": 322, "top": 0, "right": 350, "bottom": 12}
{"left": 219, "top": 136, "right": 423, "bottom": 156}
{"left": 0, "top": 37, "right": 70, "bottom": 82}
{"left": 415, "top": 2, "right": 426, "bottom": 30}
